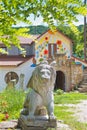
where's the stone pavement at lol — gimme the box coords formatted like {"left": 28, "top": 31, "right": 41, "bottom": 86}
{"left": 0, "top": 120, "right": 19, "bottom": 130}
{"left": 0, "top": 120, "right": 71, "bottom": 130}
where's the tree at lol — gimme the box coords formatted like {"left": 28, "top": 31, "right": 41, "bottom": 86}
{"left": 0, "top": 0, "right": 87, "bottom": 51}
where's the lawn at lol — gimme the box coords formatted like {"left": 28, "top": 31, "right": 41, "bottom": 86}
{"left": 54, "top": 90, "right": 87, "bottom": 130}
{"left": 54, "top": 91, "right": 87, "bottom": 104}
{"left": 0, "top": 89, "right": 87, "bottom": 130}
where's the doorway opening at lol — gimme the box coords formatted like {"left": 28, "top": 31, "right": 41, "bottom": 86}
{"left": 54, "top": 71, "right": 65, "bottom": 91}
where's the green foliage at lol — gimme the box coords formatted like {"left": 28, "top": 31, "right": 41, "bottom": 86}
{"left": 0, "top": 89, "right": 26, "bottom": 121}
{"left": 75, "top": 43, "right": 84, "bottom": 58}
{"left": 54, "top": 89, "right": 64, "bottom": 95}
{"left": 0, "top": 113, "right": 5, "bottom": 122}
{"left": 0, "top": 28, "right": 30, "bottom": 54}
{"left": 28, "top": 25, "right": 49, "bottom": 35}
{"left": 56, "top": 24, "right": 85, "bottom": 58}
{"left": 14, "top": 25, "right": 49, "bottom": 35}
{"left": 0, "top": 0, "right": 87, "bottom": 51}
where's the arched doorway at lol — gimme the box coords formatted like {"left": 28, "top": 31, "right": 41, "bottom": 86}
{"left": 54, "top": 71, "right": 65, "bottom": 91}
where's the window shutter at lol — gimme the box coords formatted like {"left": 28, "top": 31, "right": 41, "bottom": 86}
{"left": 53, "top": 44, "right": 57, "bottom": 56}
{"left": 48, "top": 44, "right": 52, "bottom": 58}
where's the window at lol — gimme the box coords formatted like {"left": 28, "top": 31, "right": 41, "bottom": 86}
{"left": 5, "top": 72, "right": 19, "bottom": 84}
{"left": 48, "top": 44, "right": 57, "bottom": 58}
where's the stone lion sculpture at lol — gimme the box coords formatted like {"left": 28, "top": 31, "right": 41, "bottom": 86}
{"left": 21, "top": 61, "right": 56, "bottom": 120}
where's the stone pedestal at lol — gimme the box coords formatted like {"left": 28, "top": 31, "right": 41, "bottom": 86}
{"left": 18, "top": 115, "right": 57, "bottom": 130}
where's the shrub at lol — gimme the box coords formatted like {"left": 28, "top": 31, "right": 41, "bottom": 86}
{"left": 55, "top": 89, "right": 64, "bottom": 95}
{"left": 0, "top": 113, "right": 5, "bottom": 122}
{"left": 0, "top": 88, "right": 25, "bottom": 121}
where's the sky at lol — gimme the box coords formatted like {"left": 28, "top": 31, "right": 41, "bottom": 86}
{"left": 13, "top": 14, "right": 84, "bottom": 27}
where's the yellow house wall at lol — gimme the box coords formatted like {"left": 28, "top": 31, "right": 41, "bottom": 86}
{"left": 35, "top": 30, "right": 72, "bottom": 62}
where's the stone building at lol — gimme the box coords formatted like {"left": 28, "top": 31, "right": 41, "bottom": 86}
{"left": 54, "top": 54, "right": 83, "bottom": 91}
{"left": 0, "top": 30, "right": 85, "bottom": 91}
{"left": 35, "top": 29, "right": 84, "bottom": 91}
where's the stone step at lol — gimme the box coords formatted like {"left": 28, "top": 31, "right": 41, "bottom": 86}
{"left": 83, "top": 76, "right": 87, "bottom": 78}
{"left": 81, "top": 83, "right": 87, "bottom": 85}
{"left": 82, "top": 80, "right": 87, "bottom": 83}
{"left": 79, "top": 84, "right": 87, "bottom": 88}
{"left": 83, "top": 69, "right": 87, "bottom": 71}
{"left": 83, "top": 74, "right": 87, "bottom": 75}
{"left": 83, "top": 71, "right": 87, "bottom": 74}
{"left": 84, "top": 75, "right": 87, "bottom": 76}
{"left": 78, "top": 87, "right": 87, "bottom": 93}
{"left": 83, "top": 72, "right": 87, "bottom": 74}
{"left": 82, "top": 82, "right": 87, "bottom": 85}
{"left": 83, "top": 70, "right": 87, "bottom": 72}
{"left": 83, "top": 76, "right": 87, "bottom": 79}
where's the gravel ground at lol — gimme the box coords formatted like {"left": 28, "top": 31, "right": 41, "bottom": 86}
{"left": 56, "top": 99, "right": 87, "bottom": 130}
{"left": 73, "top": 100, "right": 87, "bottom": 123}
{"left": 57, "top": 120, "right": 71, "bottom": 130}
{"left": 58, "top": 100, "right": 87, "bottom": 123}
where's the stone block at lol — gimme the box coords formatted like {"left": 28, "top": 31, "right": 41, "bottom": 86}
{"left": 18, "top": 116, "right": 57, "bottom": 130}
{"left": 0, "top": 120, "right": 18, "bottom": 129}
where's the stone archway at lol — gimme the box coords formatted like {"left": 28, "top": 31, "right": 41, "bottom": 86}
{"left": 54, "top": 71, "right": 65, "bottom": 91}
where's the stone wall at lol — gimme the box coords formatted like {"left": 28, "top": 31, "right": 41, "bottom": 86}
{"left": 52, "top": 54, "right": 83, "bottom": 91}
{"left": 71, "top": 64, "right": 83, "bottom": 90}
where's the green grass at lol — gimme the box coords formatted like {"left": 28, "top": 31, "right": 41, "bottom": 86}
{"left": 54, "top": 105, "right": 87, "bottom": 130}
{"left": 0, "top": 89, "right": 87, "bottom": 129}
{"left": 54, "top": 91, "right": 87, "bottom": 104}
{"left": 0, "top": 88, "right": 26, "bottom": 120}
{"left": 54, "top": 92, "right": 87, "bottom": 130}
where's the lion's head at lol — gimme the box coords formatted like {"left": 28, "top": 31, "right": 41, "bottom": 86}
{"left": 27, "top": 61, "right": 56, "bottom": 94}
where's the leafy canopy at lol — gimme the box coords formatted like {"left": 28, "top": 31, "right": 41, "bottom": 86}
{"left": 0, "top": 0, "right": 87, "bottom": 51}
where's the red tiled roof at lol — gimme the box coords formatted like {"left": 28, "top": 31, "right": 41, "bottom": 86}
{"left": 0, "top": 55, "right": 34, "bottom": 67}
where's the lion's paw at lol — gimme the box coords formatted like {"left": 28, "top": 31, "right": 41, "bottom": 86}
{"left": 49, "top": 114, "right": 56, "bottom": 121}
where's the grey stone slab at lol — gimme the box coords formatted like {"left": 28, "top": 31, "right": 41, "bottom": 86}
{"left": 18, "top": 116, "right": 57, "bottom": 130}
{"left": 0, "top": 120, "right": 18, "bottom": 129}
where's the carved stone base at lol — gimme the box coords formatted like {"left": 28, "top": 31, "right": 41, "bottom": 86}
{"left": 18, "top": 115, "right": 57, "bottom": 130}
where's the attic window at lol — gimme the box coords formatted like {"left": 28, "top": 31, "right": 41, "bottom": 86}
{"left": 5, "top": 72, "right": 19, "bottom": 84}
